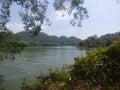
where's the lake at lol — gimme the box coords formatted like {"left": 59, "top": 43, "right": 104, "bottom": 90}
{"left": 0, "top": 46, "right": 86, "bottom": 90}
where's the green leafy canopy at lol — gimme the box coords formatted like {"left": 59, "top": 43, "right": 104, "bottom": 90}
{"left": 0, "top": 0, "right": 88, "bottom": 35}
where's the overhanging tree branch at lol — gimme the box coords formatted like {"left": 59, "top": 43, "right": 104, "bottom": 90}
{"left": 0, "top": 0, "right": 88, "bottom": 34}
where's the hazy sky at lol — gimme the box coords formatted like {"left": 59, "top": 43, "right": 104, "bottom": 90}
{"left": 7, "top": 0, "right": 120, "bottom": 39}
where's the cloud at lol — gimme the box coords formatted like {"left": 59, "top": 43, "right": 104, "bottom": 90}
{"left": 6, "top": 22, "right": 24, "bottom": 33}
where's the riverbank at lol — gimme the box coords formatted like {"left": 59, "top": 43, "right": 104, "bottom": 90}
{"left": 21, "top": 40, "right": 120, "bottom": 90}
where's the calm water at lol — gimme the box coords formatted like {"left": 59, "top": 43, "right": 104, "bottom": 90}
{"left": 0, "top": 46, "right": 86, "bottom": 90}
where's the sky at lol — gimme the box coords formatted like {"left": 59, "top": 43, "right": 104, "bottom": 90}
{"left": 6, "top": 0, "right": 120, "bottom": 39}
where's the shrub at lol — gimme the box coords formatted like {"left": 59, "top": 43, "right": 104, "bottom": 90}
{"left": 21, "top": 66, "right": 71, "bottom": 90}
{"left": 70, "top": 40, "right": 120, "bottom": 89}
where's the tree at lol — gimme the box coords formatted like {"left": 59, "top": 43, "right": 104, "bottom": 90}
{"left": 0, "top": 0, "right": 88, "bottom": 35}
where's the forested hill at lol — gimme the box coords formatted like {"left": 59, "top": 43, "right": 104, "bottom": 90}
{"left": 78, "top": 32, "right": 120, "bottom": 48}
{"left": 16, "top": 31, "right": 81, "bottom": 46}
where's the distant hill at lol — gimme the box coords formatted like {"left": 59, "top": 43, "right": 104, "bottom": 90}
{"left": 78, "top": 32, "right": 120, "bottom": 48}
{"left": 16, "top": 31, "right": 81, "bottom": 46}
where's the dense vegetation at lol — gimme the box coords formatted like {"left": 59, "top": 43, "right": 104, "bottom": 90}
{"left": 78, "top": 32, "right": 120, "bottom": 48}
{"left": 16, "top": 31, "right": 81, "bottom": 46}
{"left": 0, "top": 31, "right": 28, "bottom": 60}
{"left": 21, "top": 39, "right": 120, "bottom": 90}
{"left": 71, "top": 40, "right": 120, "bottom": 89}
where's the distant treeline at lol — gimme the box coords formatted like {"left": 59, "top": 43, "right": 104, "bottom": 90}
{"left": 1, "top": 31, "right": 120, "bottom": 47}
{"left": 78, "top": 32, "right": 120, "bottom": 48}
{"left": 15, "top": 31, "right": 81, "bottom": 46}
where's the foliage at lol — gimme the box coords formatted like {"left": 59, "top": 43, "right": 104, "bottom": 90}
{"left": 54, "top": 0, "right": 88, "bottom": 27}
{"left": 0, "top": 31, "right": 28, "bottom": 60}
{"left": 71, "top": 39, "right": 120, "bottom": 89}
{"left": 0, "top": 31, "right": 13, "bottom": 43}
{"left": 21, "top": 66, "right": 71, "bottom": 90}
{"left": 0, "top": 0, "right": 88, "bottom": 35}
{"left": 0, "top": 0, "right": 49, "bottom": 35}
{"left": 78, "top": 32, "right": 120, "bottom": 48}
{"left": 0, "top": 41, "right": 28, "bottom": 61}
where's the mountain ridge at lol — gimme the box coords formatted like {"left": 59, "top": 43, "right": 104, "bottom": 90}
{"left": 16, "top": 31, "right": 81, "bottom": 46}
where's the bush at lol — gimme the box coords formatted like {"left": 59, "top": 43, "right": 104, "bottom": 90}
{"left": 21, "top": 66, "right": 71, "bottom": 90}
{"left": 70, "top": 40, "right": 120, "bottom": 89}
